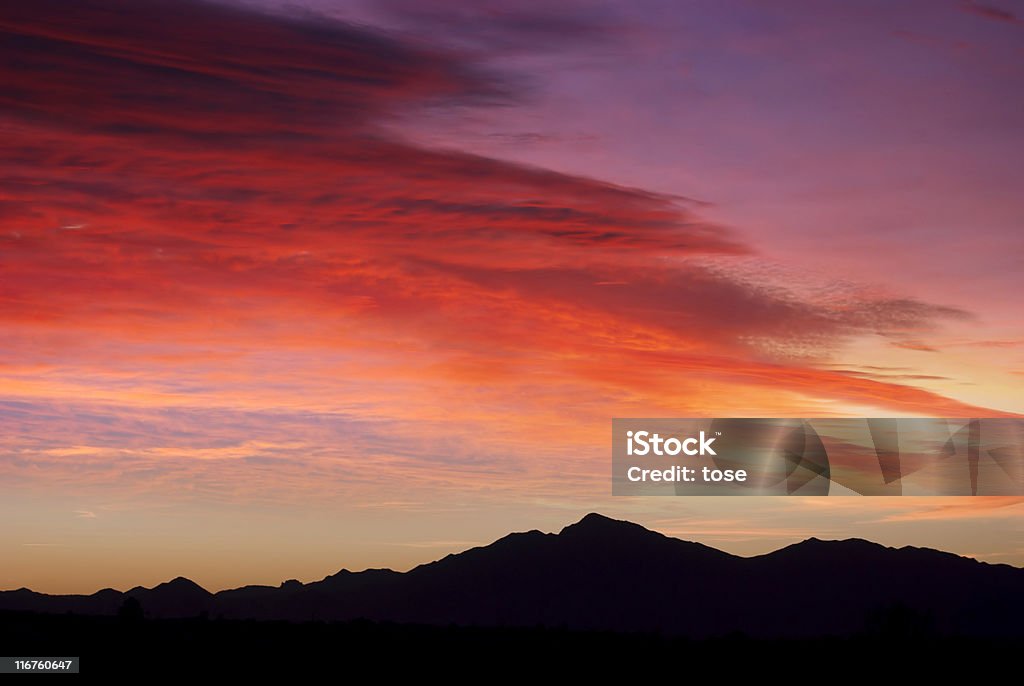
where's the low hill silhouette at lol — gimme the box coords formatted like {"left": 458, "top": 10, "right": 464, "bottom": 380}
{"left": 3, "top": 513, "right": 1022, "bottom": 638}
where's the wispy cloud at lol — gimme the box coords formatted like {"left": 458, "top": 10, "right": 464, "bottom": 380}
{"left": 0, "top": 0, "right": 1016, "bottom": 514}
{"left": 879, "top": 497, "right": 1024, "bottom": 522}
{"left": 961, "top": 1, "right": 1024, "bottom": 25}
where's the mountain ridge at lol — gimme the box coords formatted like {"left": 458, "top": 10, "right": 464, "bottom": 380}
{"left": 3, "top": 512, "right": 1021, "bottom": 637}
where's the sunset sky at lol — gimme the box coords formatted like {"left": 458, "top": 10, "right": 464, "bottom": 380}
{"left": 2, "top": 0, "right": 1023, "bottom": 594}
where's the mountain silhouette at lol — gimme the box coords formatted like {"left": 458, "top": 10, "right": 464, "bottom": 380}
{"left": 3, "top": 513, "right": 1022, "bottom": 638}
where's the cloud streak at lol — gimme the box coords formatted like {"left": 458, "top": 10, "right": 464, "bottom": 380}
{"left": 880, "top": 497, "right": 1024, "bottom": 522}
{"left": 0, "top": 0, "right": 1015, "bottom": 517}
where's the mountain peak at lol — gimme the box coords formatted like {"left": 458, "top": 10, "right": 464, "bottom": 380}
{"left": 765, "top": 536, "right": 891, "bottom": 561}
{"left": 796, "top": 537, "right": 880, "bottom": 549}
{"left": 153, "top": 577, "right": 210, "bottom": 595}
{"left": 559, "top": 513, "right": 650, "bottom": 536}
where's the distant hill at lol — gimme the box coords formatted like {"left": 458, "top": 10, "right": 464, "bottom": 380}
{"left": 3, "top": 513, "right": 1022, "bottom": 638}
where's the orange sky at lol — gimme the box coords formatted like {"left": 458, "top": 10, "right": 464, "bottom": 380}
{"left": 1, "top": 0, "right": 1023, "bottom": 593}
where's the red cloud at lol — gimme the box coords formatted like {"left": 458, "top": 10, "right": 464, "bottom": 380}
{"left": 0, "top": 0, "right": 1010, "bottom": 482}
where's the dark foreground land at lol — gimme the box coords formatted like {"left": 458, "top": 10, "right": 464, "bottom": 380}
{"left": 4, "top": 515, "right": 1022, "bottom": 676}
{"left": 2, "top": 610, "right": 1020, "bottom": 677}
